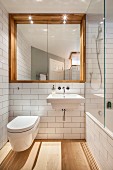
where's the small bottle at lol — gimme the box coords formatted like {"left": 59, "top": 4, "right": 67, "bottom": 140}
{"left": 52, "top": 85, "right": 56, "bottom": 95}
{"left": 107, "top": 101, "right": 112, "bottom": 109}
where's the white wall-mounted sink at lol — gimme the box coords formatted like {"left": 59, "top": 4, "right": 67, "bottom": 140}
{"left": 47, "top": 93, "right": 85, "bottom": 109}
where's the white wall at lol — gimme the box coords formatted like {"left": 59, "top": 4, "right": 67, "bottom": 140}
{"left": 86, "top": 113, "right": 113, "bottom": 170}
{"left": 0, "top": 2, "right": 9, "bottom": 149}
{"left": 9, "top": 83, "right": 85, "bottom": 139}
{"left": 17, "top": 29, "right": 31, "bottom": 80}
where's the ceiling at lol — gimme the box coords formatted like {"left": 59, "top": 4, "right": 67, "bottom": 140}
{"left": 1, "top": 0, "right": 111, "bottom": 21}
{"left": 0, "top": 0, "right": 91, "bottom": 13}
{"left": 0, "top": 0, "right": 112, "bottom": 22}
{"left": 17, "top": 24, "right": 80, "bottom": 59}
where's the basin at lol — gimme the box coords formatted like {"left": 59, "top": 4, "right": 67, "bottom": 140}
{"left": 47, "top": 93, "right": 85, "bottom": 109}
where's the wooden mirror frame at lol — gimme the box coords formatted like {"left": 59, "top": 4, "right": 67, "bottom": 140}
{"left": 9, "top": 13, "right": 86, "bottom": 83}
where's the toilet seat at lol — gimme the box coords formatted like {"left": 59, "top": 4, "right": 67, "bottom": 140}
{"left": 7, "top": 116, "right": 40, "bottom": 133}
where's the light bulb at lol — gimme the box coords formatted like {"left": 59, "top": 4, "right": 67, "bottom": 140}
{"left": 63, "top": 15, "right": 67, "bottom": 20}
{"left": 63, "top": 20, "right": 66, "bottom": 24}
{"left": 30, "top": 20, "right": 33, "bottom": 24}
{"left": 29, "top": 16, "right": 32, "bottom": 20}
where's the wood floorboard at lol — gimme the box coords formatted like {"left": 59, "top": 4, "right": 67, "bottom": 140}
{"left": 0, "top": 142, "right": 12, "bottom": 165}
{"left": 0, "top": 141, "right": 36, "bottom": 170}
{"left": 21, "top": 142, "right": 40, "bottom": 170}
{"left": 62, "top": 142, "right": 90, "bottom": 170}
{"left": 34, "top": 142, "right": 61, "bottom": 170}
{"left": 0, "top": 140, "right": 91, "bottom": 170}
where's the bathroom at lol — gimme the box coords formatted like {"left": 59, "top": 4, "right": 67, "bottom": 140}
{"left": 0, "top": 0, "right": 113, "bottom": 169}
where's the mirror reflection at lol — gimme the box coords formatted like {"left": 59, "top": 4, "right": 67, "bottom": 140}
{"left": 17, "top": 24, "right": 80, "bottom": 80}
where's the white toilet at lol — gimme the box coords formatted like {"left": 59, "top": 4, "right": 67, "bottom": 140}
{"left": 7, "top": 116, "right": 40, "bottom": 152}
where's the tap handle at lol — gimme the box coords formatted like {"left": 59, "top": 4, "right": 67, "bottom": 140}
{"left": 66, "top": 87, "right": 70, "bottom": 90}
{"left": 58, "top": 86, "right": 61, "bottom": 90}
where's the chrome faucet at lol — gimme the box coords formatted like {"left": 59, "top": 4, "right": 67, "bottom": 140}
{"left": 62, "top": 87, "right": 65, "bottom": 95}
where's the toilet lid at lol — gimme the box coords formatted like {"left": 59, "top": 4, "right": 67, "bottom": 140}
{"left": 7, "top": 116, "right": 40, "bottom": 133}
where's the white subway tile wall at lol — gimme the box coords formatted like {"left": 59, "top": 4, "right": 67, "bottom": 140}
{"left": 17, "top": 29, "right": 31, "bottom": 80}
{"left": 85, "top": 18, "right": 104, "bottom": 125}
{"left": 86, "top": 114, "right": 113, "bottom": 170}
{"left": 86, "top": 18, "right": 113, "bottom": 170}
{"left": 0, "top": 2, "right": 9, "bottom": 149}
{"left": 86, "top": 20, "right": 113, "bottom": 117}
{"left": 106, "top": 22, "right": 113, "bottom": 108}
{"left": 9, "top": 83, "right": 85, "bottom": 139}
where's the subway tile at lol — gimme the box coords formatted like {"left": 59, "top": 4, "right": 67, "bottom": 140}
{"left": 39, "top": 83, "right": 55, "bottom": 89}
{"left": 36, "top": 134, "right": 47, "bottom": 139}
{"left": 56, "top": 117, "right": 71, "bottom": 122}
{"left": 13, "top": 111, "right": 30, "bottom": 116}
{"left": 14, "top": 89, "right": 30, "bottom": 95}
{"left": 10, "top": 83, "right": 22, "bottom": 89}
{"left": 39, "top": 94, "right": 48, "bottom": 99}
{"left": 31, "top": 100, "right": 47, "bottom": 106}
{"left": 56, "top": 128, "right": 71, "bottom": 134}
{"left": 72, "top": 117, "right": 84, "bottom": 122}
{"left": 14, "top": 100, "right": 30, "bottom": 106}
{"left": 39, "top": 105, "right": 52, "bottom": 111}
{"left": 64, "top": 134, "right": 80, "bottom": 139}
{"left": 40, "top": 117, "right": 55, "bottom": 123}
{"left": 22, "top": 94, "right": 38, "bottom": 100}
{"left": 23, "top": 106, "right": 39, "bottom": 111}
{"left": 22, "top": 83, "right": 38, "bottom": 88}
{"left": 72, "top": 128, "right": 85, "bottom": 134}
{"left": 10, "top": 106, "right": 22, "bottom": 111}
{"left": 48, "top": 134, "right": 63, "bottom": 139}
{"left": 64, "top": 123, "right": 80, "bottom": 128}
{"left": 48, "top": 123, "right": 63, "bottom": 128}
{"left": 30, "top": 110, "right": 47, "bottom": 116}
{"left": 39, "top": 123, "right": 48, "bottom": 128}
{"left": 39, "top": 128, "right": 55, "bottom": 134}
{"left": 31, "top": 89, "right": 48, "bottom": 94}
{"left": 47, "top": 110, "right": 63, "bottom": 117}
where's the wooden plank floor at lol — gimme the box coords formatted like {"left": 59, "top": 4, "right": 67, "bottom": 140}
{"left": 62, "top": 142, "right": 90, "bottom": 170}
{"left": 34, "top": 142, "right": 61, "bottom": 170}
{"left": 0, "top": 140, "right": 91, "bottom": 170}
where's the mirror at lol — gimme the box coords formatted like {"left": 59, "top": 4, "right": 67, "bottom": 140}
{"left": 17, "top": 24, "right": 80, "bottom": 80}
{"left": 9, "top": 14, "right": 86, "bottom": 82}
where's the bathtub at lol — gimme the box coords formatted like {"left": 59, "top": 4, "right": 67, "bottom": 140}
{"left": 86, "top": 111, "right": 113, "bottom": 139}
{"left": 86, "top": 112, "right": 113, "bottom": 170}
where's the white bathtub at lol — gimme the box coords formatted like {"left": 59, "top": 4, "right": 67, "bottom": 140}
{"left": 86, "top": 111, "right": 113, "bottom": 139}
{"left": 86, "top": 112, "right": 113, "bottom": 170}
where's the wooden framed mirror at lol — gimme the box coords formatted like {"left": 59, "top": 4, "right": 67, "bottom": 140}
{"left": 9, "top": 14, "right": 86, "bottom": 83}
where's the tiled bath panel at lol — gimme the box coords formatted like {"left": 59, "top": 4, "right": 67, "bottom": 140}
{"left": 9, "top": 83, "right": 85, "bottom": 139}
{"left": 0, "top": 2, "right": 9, "bottom": 149}
{"left": 86, "top": 113, "right": 113, "bottom": 170}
